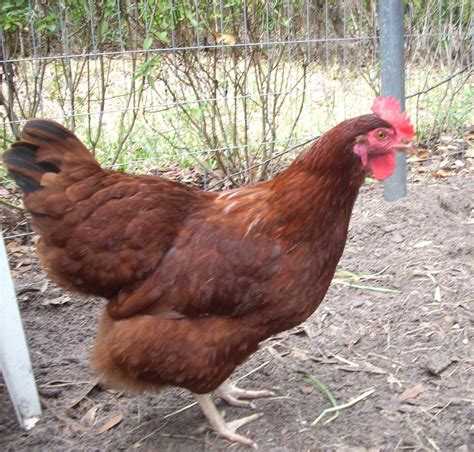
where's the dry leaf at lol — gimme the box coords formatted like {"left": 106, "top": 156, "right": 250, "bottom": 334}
{"left": 367, "top": 332, "right": 377, "bottom": 341}
{"left": 96, "top": 411, "right": 124, "bottom": 434}
{"left": 214, "top": 32, "right": 237, "bottom": 45}
{"left": 431, "top": 169, "right": 451, "bottom": 178}
{"left": 299, "top": 384, "right": 314, "bottom": 395}
{"left": 291, "top": 349, "right": 311, "bottom": 361}
{"left": 417, "top": 149, "right": 430, "bottom": 159}
{"left": 431, "top": 324, "right": 446, "bottom": 338}
{"left": 40, "top": 281, "right": 49, "bottom": 293}
{"left": 408, "top": 149, "right": 430, "bottom": 162}
{"left": 42, "top": 296, "right": 71, "bottom": 306}
{"left": 414, "top": 240, "right": 432, "bottom": 249}
{"left": 67, "top": 419, "right": 90, "bottom": 434}
{"left": 80, "top": 405, "right": 100, "bottom": 426}
{"left": 443, "top": 315, "right": 456, "bottom": 326}
{"left": 15, "top": 259, "right": 32, "bottom": 268}
{"left": 439, "top": 158, "right": 451, "bottom": 169}
{"left": 397, "top": 384, "right": 425, "bottom": 402}
{"left": 42, "top": 399, "right": 90, "bottom": 433}
{"left": 6, "top": 243, "right": 28, "bottom": 254}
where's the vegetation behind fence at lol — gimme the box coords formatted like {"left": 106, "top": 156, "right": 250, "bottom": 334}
{"left": 1, "top": 0, "right": 472, "bottom": 183}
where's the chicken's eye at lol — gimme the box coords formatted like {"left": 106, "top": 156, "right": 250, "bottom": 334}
{"left": 376, "top": 130, "right": 387, "bottom": 140}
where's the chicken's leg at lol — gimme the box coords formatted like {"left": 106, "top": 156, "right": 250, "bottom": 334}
{"left": 215, "top": 381, "right": 275, "bottom": 408}
{"left": 194, "top": 393, "right": 262, "bottom": 448}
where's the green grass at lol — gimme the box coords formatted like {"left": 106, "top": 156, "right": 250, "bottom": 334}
{"left": 407, "top": 74, "right": 474, "bottom": 141}
{"left": 332, "top": 267, "right": 401, "bottom": 293}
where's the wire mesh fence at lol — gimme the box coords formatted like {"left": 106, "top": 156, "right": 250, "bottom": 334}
{"left": 1, "top": 1, "right": 472, "bottom": 234}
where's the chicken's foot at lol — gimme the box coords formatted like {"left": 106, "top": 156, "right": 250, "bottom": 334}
{"left": 215, "top": 381, "right": 275, "bottom": 408}
{"left": 194, "top": 393, "right": 262, "bottom": 448}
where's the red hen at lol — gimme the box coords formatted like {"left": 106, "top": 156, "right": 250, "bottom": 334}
{"left": 3, "top": 97, "right": 414, "bottom": 446}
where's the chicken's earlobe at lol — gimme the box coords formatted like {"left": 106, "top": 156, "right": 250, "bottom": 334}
{"left": 353, "top": 141, "right": 369, "bottom": 167}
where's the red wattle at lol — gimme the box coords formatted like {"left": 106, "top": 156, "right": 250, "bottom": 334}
{"left": 369, "top": 152, "right": 396, "bottom": 180}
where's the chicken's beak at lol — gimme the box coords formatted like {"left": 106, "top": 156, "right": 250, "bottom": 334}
{"left": 396, "top": 140, "right": 417, "bottom": 155}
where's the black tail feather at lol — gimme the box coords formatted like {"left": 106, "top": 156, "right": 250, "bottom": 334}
{"left": 23, "top": 119, "right": 73, "bottom": 143}
{"left": 3, "top": 143, "right": 60, "bottom": 194}
{"left": 3, "top": 119, "right": 98, "bottom": 196}
{"left": 9, "top": 172, "right": 41, "bottom": 193}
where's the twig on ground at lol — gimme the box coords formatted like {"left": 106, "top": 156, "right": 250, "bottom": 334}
{"left": 366, "top": 352, "right": 405, "bottom": 367}
{"left": 132, "top": 420, "right": 170, "bottom": 446}
{"left": 41, "top": 399, "right": 89, "bottom": 433}
{"left": 68, "top": 381, "right": 99, "bottom": 409}
{"left": 41, "top": 380, "right": 95, "bottom": 388}
{"left": 426, "top": 436, "right": 441, "bottom": 452}
{"left": 333, "top": 355, "right": 358, "bottom": 367}
{"left": 0, "top": 198, "right": 24, "bottom": 211}
{"left": 158, "top": 433, "right": 201, "bottom": 440}
{"left": 332, "top": 279, "right": 401, "bottom": 293}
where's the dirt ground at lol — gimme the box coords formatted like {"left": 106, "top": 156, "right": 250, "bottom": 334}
{"left": 1, "top": 166, "right": 473, "bottom": 451}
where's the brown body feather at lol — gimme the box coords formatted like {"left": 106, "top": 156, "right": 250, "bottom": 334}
{"left": 3, "top": 115, "right": 389, "bottom": 394}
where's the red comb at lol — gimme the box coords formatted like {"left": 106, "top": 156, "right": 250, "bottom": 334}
{"left": 371, "top": 96, "right": 414, "bottom": 141}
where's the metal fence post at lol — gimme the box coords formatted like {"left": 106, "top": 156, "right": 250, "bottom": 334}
{"left": 379, "top": 0, "right": 407, "bottom": 201}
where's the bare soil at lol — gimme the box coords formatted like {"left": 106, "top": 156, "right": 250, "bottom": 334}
{"left": 1, "top": 172, "right": 472, "bottom": 451}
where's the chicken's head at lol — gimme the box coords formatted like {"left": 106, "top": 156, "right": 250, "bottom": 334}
{"left": 353, "top": 96, "right": 415, "bottom": 180}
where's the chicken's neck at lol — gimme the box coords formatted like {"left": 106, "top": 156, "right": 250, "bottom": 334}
{"left": 232, "top": 115, "right": 387, "bottom": 248}
{"left": 241, "top": 135, "right": 367, "bottom": 339}
{"left": 264, "top": 136, "right": 365, "bottom": 249}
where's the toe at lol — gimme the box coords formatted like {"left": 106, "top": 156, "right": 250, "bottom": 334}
{"left": 217, "top": 413, "right": 263, "bottom": 448}
{"left": 219, "top": 394, "right": 256, "bottom": 408}
{"left": 215, "top": 382, "right": 275, "bottom": 406}
{"left": 219, "top": 430, "right": 257, "bottom": 448}
{"left": 227, "top": 412, "right": 263, "bottom": 431}
{"left": 239, "top": 389, "right": 275, "bottom": 399}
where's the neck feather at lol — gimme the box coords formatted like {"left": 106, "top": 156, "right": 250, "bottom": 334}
{"left": 222, "top": 114, "right": 392, "bottom": 248}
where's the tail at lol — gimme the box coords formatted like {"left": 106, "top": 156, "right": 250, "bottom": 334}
{"left": 3, "top": 119, "right": 100, "bottom": 196}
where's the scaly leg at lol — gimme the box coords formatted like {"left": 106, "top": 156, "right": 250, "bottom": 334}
{"left": 194, "top": 393, "right": 262, "bottom": 448}
{"left": 214, "top": 381, "right": 275, "bottom": 408}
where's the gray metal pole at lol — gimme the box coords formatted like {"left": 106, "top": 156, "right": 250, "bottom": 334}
{"left": 379, "top": 0, "right": 407, "bottom": 201}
